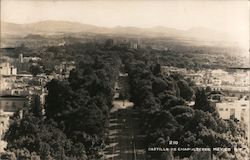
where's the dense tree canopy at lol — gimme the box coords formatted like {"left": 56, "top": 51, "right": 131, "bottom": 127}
{"left": 123, "top": 52, "right": 246, "bottom": 159}
{"left": 4, "top": 42, "right": 247, "bottom": 160}
{"left": 5, "top": 47, "right": 121, "bottom": 159}
{"left": 29, "top": 64, "right": 43, "bottom": 77}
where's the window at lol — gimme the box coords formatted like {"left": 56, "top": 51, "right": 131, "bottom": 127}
{"left": 219, "top": 108, "right": 223, "bottom": 111}
{"left": 225, "top": 108, "right": 228, "bottom": 111}
{"left": 230, "top": 109, "right": 235, "bottom": 119}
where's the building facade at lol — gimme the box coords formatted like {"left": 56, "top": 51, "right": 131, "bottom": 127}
{"left": 216, "top": 96, "right": 249, "bottom": 144}
{"left": 0, "top": 62, "right": 17, "bottom": 76}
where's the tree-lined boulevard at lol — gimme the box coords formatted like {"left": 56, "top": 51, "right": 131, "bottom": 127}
{"left": 1, "top": 42, "right": 248, "bottom": 159}
{"left": 103, "top": 100, "right": 146, "bottom": 160}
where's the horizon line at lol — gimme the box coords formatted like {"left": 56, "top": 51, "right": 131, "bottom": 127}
{"left": 1, "top": 19, "right": 222, "bottom": 32}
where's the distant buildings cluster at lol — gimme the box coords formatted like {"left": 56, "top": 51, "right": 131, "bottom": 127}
{"left": 104, "top": 39, "right": 139, "bottom": 49}
{"left": 161, "top": 66, "right": 250, "bottom": 97}
{"left": 18, "top": 53, "right": 41, "bottom": 63}
{"left": 54, "top": 61, "right": 76, "bottom": 77}
{"left": 0, "top": 56, "right": 75, "bottom": 152}
{"left": 161, "top": 65, "right": 250, "bottom": 144}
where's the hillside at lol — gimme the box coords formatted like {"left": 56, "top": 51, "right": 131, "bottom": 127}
{"left": 1, "top": 20, "right": 235, "bottom": 45}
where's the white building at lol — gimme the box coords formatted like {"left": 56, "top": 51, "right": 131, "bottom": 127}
{"left": 161, "top": 66, "right": 187, "bottom": 75}
{"left": 0, "top": 78, "right": 12, "bottom": 91}
{"left": 233, "top": 71, "right": 250, "bottom": 86}
{"left": 129, "top": 42, "right": 138, "bottom": 49}
{"left": 216, "top": 96, "right": 249, "bottom": 144}
{"left": 211, "top": 77, "right": 222, "bottom": 86}
{"left": 185, "top": 73, "right": 203, "bottom": 85}
{"left": 0, "top": 62, "right": 17, "bottom": 76}
{"left": 18, "top": 53, "right": 23, "bottom": 63}
{"left": 1, "top": 89, "right": 30, "bottom": 97}
{"left": 0, "top": 110, "right": 13, "bottom": 138}
{"left": 211, "top": 69, "right": 228, "bottom": 78}
{"left": 0, "top": 110, "right": 13, "bottom": 153}
{"left": 23, "top": 56, "right": 41, "bottom": 63}
{"left": 216, "top": 97, "right": 248, "bottom": 120}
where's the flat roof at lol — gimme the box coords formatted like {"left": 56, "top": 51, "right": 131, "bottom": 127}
{"left": 0, "top": 95, "right": 27, "bottom": 99}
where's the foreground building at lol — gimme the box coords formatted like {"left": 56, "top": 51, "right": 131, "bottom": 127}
{"left": 0, "top": 95, "right": 27, "bottom": 152}
{"left": 0, "top": 95, "right": 28, "bottom": 112}
{"left": 216, "top": 96, "right": 249, "bottom": 144}
{"left": 0, "top": 62, "right": 17, "bottom": 76}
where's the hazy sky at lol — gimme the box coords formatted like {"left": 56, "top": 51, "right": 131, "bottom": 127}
{"left": 1, "top": 0, "right": 249, "bottom": 48}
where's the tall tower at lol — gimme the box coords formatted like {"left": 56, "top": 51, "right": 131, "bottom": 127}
{"left": 19, "top": 53, "right": 23, "bottom": 63}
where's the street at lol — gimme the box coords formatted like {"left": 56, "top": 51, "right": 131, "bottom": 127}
{"left": 103, "top": 101, "right": 146, "bottom": 160}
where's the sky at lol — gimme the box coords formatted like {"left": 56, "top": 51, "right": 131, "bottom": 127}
{"left": 1, "top": 0, "right": 249, "bottom": 48}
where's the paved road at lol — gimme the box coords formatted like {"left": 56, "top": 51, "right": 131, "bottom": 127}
{"left": 103, "top": 101, "right": 146, "bottom": 160}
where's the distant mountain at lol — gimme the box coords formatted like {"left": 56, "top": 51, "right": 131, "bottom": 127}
{"left": 25, "top": 20, "right": 109, "bottom": 33}
{"left": 1, "top": 22, "right": 28, "bottom": 35}
{"left": 1, "top": 21, "right": 109, "bottom": 35}
{"left": 1, "top": 20, "right": 234, "bottom": 43}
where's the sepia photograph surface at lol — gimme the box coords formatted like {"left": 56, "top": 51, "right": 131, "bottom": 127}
{"left": 0, "top": 0, "right": 249, "bottom": 159}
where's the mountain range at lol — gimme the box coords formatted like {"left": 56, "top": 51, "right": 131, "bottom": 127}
{"left": 1, "top": 20, "right": 233, "bottom": 43}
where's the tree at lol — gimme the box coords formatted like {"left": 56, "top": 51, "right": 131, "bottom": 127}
{"left": 4, "top": 108, "right": 79, "bottom": 160}
{"left": 205, "top": 86, "right": 212, "bottom": 93}
{"left": 31, "top": 94, "right": 42, "bottom": 117}
{"left": 194, "top": 89, "right": 214, "bottom": 112}
{"left": 152, "top": 77, "right": 168, "bottom": 95}
{"left": 45, "top": 79, "right": 76, "bottom": 120}
{"left": 177, "top": 80, "right": 194, "bottom": 101}
{"left": 43, "top": 53, "right": 120, "bottom": 158}
{"left": 151, "top": 63, "right": 161, "bottom": 75}
{"left": 29, "top": 64, "right": 43, "bottom": 77}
